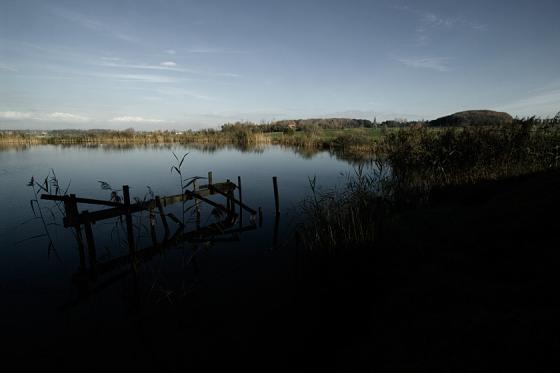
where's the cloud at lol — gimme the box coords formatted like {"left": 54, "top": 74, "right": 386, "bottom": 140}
{"left": 100, "top": 56, "right": 122, "bottom": 62}
{"left": 0, "top": 63, "right": 18, "bottom": 72}
{"left": 91, "top": 72, "right": 181, "bottom": 83}
{"left": 494, "top": 89, "right": 560, "bottom": 116}
{"left": 215, "top": 72, "right": 241, "bottom": 78}
{"left": 53, "top": 8, "right": 137, "bottom": 43}
{"left": 98, "top": 61, "right": 240, "bottom": 78}
{"left": 164, "top": 49, "right": 176, "bottom": 55}
{"left": 0, "top": 111, "right": 91, "bottom": 122}
{"left": 396, "top": 6, "right": 486, "bottom": 46}
{"left": 43, "top": 112, "right": 91, "bottom": 122}
{"left": 156, "top": 87, "right": 214, "bottom": 101}
{"left": 110, "top": 116, "right": 168, "bottom": 123}
{"left": 186, "top": 48, "right": 248, "bottom": 54}
{"left": 98, "top": 61, "right": 195, "bottom": 73}
{"left": 0, "top": 111, "right": 34, "bottom": 120}
{"left": 395, "top": 56, "right": 451, "bottom": 72}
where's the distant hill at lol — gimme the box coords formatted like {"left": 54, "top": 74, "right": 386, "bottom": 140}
{"left": 429, "top": 110, "right": 513, "bottom": 127}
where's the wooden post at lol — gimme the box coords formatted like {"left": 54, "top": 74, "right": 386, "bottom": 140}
{"left": 155, "top": 196, "right": 170, "bottom": 239}
{"left": 82, "top": 210, "right": 97, "bottom": 278}
{"left": 272, "top": 176, "right": 280, "bottom": 216}
{"left": 237, "top": 176, "right": 243, "bottom": 228}
{"left": 123, "top": 185, "right": 135, "bottom": 255}
{"left": 208, "top": 171, "right": 213, "bottom": 187}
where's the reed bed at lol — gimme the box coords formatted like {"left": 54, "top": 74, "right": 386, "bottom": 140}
{"left": 298, "top": 123, "right": 560, "bottom": 253}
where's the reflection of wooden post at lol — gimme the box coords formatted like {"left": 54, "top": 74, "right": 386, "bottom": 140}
{"left": 155, "top": 196, "right": 170, "bottom": 239}
{"left": 225, "top": 183, "right": 235, "bottom": 217}
{"left": 149, "top": 207, "right": 157, "bottom": 245}
{"left": 272, "top": 176, "right": 280, "bottom": 216}
{"left": 123, "top": 185, "right": 135, "bottom": 255}
{"left": 225, "top": 179, "right": 231, "bottom": 213}
{"left": 258, "top": 207, "right": 263, "bottom": 227}
{"left": 82, "top": 210, "right": 97, "bottom": 278}
{"left": 273, "top": 215, "right": 280, "bottom": 249}
{"left": 237, "top": 176, "right": 243, "bottom": 228}
{"left": 193, "top": 180, "right": 201, "bottom": 229}
{"left": 66, "top": 194, "right": 86, "bottom": 272}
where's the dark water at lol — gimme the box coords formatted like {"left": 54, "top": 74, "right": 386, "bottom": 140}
{"left": 0, "top": 143, "right": 360, "bottom": 368}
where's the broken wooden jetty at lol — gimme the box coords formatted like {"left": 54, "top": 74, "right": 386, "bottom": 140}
{"left": 40, "top": 172, "right": 279, "bottom": 283}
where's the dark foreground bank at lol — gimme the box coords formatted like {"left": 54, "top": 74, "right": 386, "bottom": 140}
{"left": 5, "top": 169, "right": 559, "bottom": 372}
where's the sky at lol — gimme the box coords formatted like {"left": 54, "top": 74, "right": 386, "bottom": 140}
{"left": 0, "top": 0, "right": 559, "bottom": 130}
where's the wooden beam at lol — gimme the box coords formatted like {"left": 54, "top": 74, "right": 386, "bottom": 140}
{"left": 41, "top": 194, "right": 122, "bottom": 207}
{"left": 208, "top": 184, "right": 257, "bottom": 215}
{"left": 59, "top": 181, "right": 242, "bottom": 226}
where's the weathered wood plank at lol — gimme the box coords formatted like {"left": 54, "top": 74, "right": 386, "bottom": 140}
{"left": 208, "top": 185, "right": 257, "bottom": 215}
{"left": 41, "top": 194, "right": 122, "bottom": 207}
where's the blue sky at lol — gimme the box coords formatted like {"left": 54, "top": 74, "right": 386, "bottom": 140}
{"left": 1, "top": 0, "right": 559, "bottom": 129}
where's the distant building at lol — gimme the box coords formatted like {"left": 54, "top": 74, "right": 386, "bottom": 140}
{"left": 286, "top": 121, "right": 297, "bottom": 130}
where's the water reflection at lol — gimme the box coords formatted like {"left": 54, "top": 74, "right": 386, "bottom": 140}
{"left": 0, "top": 142, "right": 375, "bottom": 164}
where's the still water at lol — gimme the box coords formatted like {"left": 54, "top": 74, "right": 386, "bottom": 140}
{"left": 0, "top": 143, "right": 361, "bottom": 366}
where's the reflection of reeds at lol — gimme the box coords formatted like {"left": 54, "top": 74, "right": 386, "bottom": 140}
{"left": 0, "top": 129, "right": 273, "bottom": 147}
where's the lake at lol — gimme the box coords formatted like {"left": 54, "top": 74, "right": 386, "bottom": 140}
{"left": 0, "top": 143, "right": 363, "bottom": 368}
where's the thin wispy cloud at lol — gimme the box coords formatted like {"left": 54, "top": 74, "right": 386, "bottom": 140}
{"left": 186, "top": 48, "right": 248, "bottom": 54}
{"left": 0, "top": 111, "right": 91, "bottom": 122}
{"left": 95, "top": 73, "right": 180, "bottom": 83}
{"left": 396, "top": 6, "right": 486, "bottom": 46}
{"left": 156, "top": 87, "right": 214, "bottom": 101}
{"left": 0, "top": 63, "right": 18, "bottom": 72}
{"left": 97, "top": 61, "right": 195, "bottom": 73}
{"left": 100, "top": 56, "right": 122, "bottom": 62}
{"left": 52, "top": 8, "right": 138, "bottom": 43}
{"left": 110, "top": 116, "right": 168, "bottom": 123}
{"left": 97, "top": 61, "right": 240, "bottom": 78}
{"left": 394, "top": 56, "right": 452, "bottom": 72}
{"left": 164, "top": 49, "right": 176, "bottom": 55}
{"left": 495, "top": 89, "right": 560, "bottom": 116}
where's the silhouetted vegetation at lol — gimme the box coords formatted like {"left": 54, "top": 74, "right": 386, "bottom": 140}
{"left": 299, "top": 121, "right": 560, "bottom": 252}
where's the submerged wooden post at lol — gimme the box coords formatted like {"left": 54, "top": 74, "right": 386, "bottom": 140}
{"left": 155, "top": 196, "right": 170, "bottom": 239}
{"left": 123, "top": 185, "right": 135, "bottom": 255}
{"left": 82, "top": 210, "right": 97, "bottom": 278}
{"left": 237, "top": 176, "right": 243, "bottom": 228}
{"left": 272, "top": 176, "right": 280, "bottom": 216}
